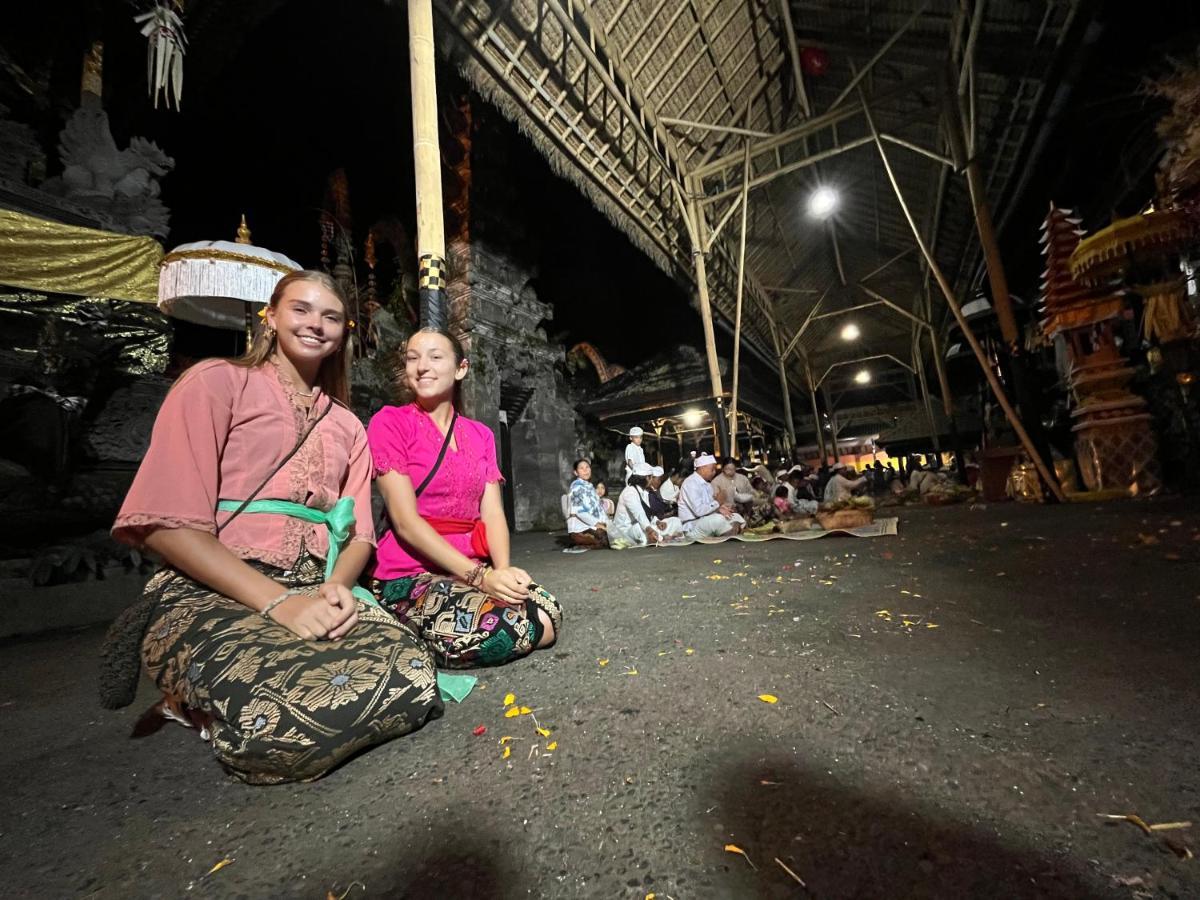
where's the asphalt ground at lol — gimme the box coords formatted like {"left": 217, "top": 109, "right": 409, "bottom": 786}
{"left": 2, "top": 498, "right": 1198, "bottom": 899}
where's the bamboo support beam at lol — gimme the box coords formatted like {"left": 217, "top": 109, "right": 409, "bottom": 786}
{"left": 857, "top": 285, "right": 932, "bottom": 329}
{"left": 660, "top": 117, "right": 774, "bottom": 139}
{"left": 704, "top": 194, "right": 743, "bottom": 252}
{"left": 805, "top": 360, "right": 828, "bottom": 461}
{"left": 700, "top": 135, "right": 875, "bottom": 205}
{"left": 858, "top": 85, "right": 1065, "bottom": 501}
{"left": 810, "top": 301, "right": 882, "bottom": 321}
{"left": 772, "top": 326, "right": 797, "bottom": 448}
{"left": 778, "top": 0, "right": 812, "bottom": 117}
{"left": 827, "top": 1, "right": 931, "bottom": 112}
{"left": 409, "top": 0, "right": 447, "bottom": 329}
{"left": 781, "top": 286, "right": 831, "bottom": 360}
{"left": 729, "top": 137, "right": 751, "bottom": 453}
{"left": 817, "top": 353, "right": 914, "bottom": 391}
{"left": 880, "top": 133, "right": 954, "bottom": 167}
{"left": 944, "top": 84, "right": 1019, "bottom": 349}
{"left": 684, "top": 173, "right": 726, "bottom": 406}
{"left": 913, "top": 333, "right": 941, "bottom": 453}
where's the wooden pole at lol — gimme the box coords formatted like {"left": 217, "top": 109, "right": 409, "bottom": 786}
{"left": 805, "top": 360, "right": 827, "bottom": 462}
{"left": 778, "top": 0, "right": 811, "bottom": 117}
{"left": 685, "top": 175, "right": 729, "bottom": 455}
{"left": 823, "top": 382, "right": 841, "bottom": 465}
{"left": 772, "top": 329, "right": 797, "bottom": 449}
{"left": 913, "top": 335, "right": 941, "bottom": 453}
{"left": 859, "top": 89, "right": 1065, "bottom": 501}
{"left": 409, "top": 0, "right": 447, "bottom": 330}
{"left": 944, "top": 92, "right": 1019, "bottom": 348}
{"left": 729, "top": 138, "right": 751, "bottom": 455}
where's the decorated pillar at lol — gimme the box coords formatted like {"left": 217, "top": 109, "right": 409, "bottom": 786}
{"left": 409, "top": 0, "right": 447, "bottom": 329}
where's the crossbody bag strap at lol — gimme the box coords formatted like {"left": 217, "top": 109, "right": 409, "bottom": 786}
{"left": 216, "top": 397, "right": 335, "bottom": 535}
{"left": 413, "top": 410, "right": 458, "bottom": 498}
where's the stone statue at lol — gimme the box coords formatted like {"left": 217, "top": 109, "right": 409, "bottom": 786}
{"left": 40, "top": 94, "right": 174, "bottom": 238}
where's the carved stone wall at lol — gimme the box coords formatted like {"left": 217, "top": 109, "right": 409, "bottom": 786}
{"left": 447, "top": 237, "right": 579, "bottom": 531}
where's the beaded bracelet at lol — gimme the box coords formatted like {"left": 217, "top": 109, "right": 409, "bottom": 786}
{"left": 261, "top": 588, "right": 303, "bottom": 621}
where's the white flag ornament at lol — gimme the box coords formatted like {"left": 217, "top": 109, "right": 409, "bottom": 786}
{"left": 134, "top": 3, "right": 187, "bottom": 110}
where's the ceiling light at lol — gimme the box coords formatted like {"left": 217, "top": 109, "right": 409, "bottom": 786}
{"left": 854, "top": 369, "right": 871, "bottom": 385}
{"left": 808, "top": 186, "right": 838, "bottom": 218}
{"left": 840, "top": 322, "right": 860, "bottom": 341}
{"left": 682, "top": 409, "right": 705, "bottom": 428}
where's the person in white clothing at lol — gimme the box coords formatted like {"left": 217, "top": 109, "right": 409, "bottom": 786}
{"left": 823, "top": 462, "right": 868, "bottom": 503}
{"left": 566, "top": 458, "right": 609, "bottom": 547}
{"left": 624, "top": 426, "right": 646, "bottom": 483}
{"left": 677, "top": 453, "right": 744, "bottom": 538}
{"left": 610, "top": 462, "right": 684, "bottom": 547}
{"left": 658, "top": 466, "right": 683, "bottom": 504}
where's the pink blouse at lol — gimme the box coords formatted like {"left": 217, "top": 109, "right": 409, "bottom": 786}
{"left": 368, "top": 403, "right": 503, "bottom": 579}
{"left": 113, "top": 359, "right": 374, "bottom": 570}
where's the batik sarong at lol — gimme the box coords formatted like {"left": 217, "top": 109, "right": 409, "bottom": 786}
{"left": 140, "top": 552, "right": 443, "bottom": 785}
{"left": 373, "top": 574, "right": 562, "bottom": 668}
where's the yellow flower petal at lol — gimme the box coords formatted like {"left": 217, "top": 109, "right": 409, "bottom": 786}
{"left": 758, "top": 694, "right": 779, "bottom": 704}
{"left": 546, "top": 741, "right": 558, "bottom": 751}
{"left": 597, "top": 658, "right": 609, "bottom": 666}
{"left": 503, "top": 693, "right": 515, "bottom": 707}
{"left": 623, "top": 668, "right": 638, "bottom": 676}
{"left": 499, "top": 736, "right": 513, "bottom": 744}
{"left": 536, "top": 727, "right": 551, "bottom": 737}
{"left": 724, "top": 844, "right": 757, "bottom": 869}
{"left": 504, "top": 707, "right": 521, "bottom": 718}
{"left": 502, "top": 746, "right": 511, "bottom": 759}
{"left": 205, "top": 858, "right": 234, "bottom": 876}
{"left": 518, "top": 706, "right": 532, "bottom": 715}
{"left": 926, "top": 623, "right": 939, "bottom": 629}
{"left": 685, "top": 648, "right": 695, "bottom": 655}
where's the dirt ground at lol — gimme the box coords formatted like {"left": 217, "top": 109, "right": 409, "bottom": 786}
{"left": 2, "top": 498, "right": 1198, "bottom": 899}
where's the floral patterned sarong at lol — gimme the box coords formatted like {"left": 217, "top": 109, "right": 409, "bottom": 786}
{"left": 140, "top": 552, "right": 443, "bottom": 784}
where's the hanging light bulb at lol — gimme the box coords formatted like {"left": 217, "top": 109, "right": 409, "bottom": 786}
{"left": 682, "top": 409, "right": 705, "bottom": 428}
{"left": 808, "top": 186, "right": 838, "bottom": 218}
{"left": 840, "top": 322, "right": 860, "bottom": 341}
{"left": 854, "top": 369, "right": 871, "bottom": 385}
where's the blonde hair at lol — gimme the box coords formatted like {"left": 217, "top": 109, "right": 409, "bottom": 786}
{"left": 231, "top": 270, "right": 352, "bottom": 404}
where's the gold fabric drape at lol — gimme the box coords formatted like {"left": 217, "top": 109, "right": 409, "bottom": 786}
{"left": 0, "top": 208, "right": 163, "bottom": 303}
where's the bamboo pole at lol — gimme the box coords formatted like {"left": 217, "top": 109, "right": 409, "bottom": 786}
{"left": 944, "top": 90, "right": 1019, "bottom": 348}
{"left": 778, "top": 0, "right": 811, "bottom": 117}
{"left": 827, "top": 1, "right": 931, "bottom": 111}
{"left": 913, "top": 335, "right": 941, "bottom": 453}
{"left": 805, "top": 360, "right": 827, "bottom": 462}
{"left": 729, "top": 138, "right": 751, "bottom": 454}
{"left": 660, "top": 117, "right": 773, "bottom": 139}
{"left": 684, "top": 174, "right": 729, "bottom": 455}
{"left": 858, "top": 88, "right": 1065, "bottom": 501}
{"left": 409, "top": 0, "right": 447, "bottom": 329}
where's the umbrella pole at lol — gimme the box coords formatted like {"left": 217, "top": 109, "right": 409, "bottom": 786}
{"left": 409, "top": 0, "right": 447, "bottom": 330}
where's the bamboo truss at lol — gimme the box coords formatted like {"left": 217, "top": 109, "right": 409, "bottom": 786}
{"left": 432, "top": 0, "right": 1085, "bottom": 454}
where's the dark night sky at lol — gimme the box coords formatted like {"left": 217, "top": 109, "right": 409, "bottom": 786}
{"left": 5, "top": 1, "right": 1200, "bottom": 371}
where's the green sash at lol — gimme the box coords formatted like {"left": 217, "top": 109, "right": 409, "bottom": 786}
{"left": 215, "top": 496, "right": 377, "bottom": 606}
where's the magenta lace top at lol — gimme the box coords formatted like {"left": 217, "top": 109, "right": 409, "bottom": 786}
{"left": 367, "top": 403, "right": 503, "bottom": 579}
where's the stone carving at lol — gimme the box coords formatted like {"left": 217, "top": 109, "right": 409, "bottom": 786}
{"left": 0, "top": 104, "right": 46, "bottom": 184}
{"left": 40, "top": 95, "right": 174, "bottom": 238}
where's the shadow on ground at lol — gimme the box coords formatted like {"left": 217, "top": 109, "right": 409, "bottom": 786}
{"left": 703, "top": 749, "right": 1106, "bottom": 899}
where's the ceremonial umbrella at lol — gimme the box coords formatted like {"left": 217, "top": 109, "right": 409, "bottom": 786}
{"left": 158, "top": 216, "right": 300, "bottom": 336}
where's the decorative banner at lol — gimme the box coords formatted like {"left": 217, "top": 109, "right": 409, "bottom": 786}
{"left": 0, "top": 208, "right": 163, "bottom": 303}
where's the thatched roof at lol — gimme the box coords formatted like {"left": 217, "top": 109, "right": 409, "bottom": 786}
{"left": 435, "top": 0, "right": 1088, "bottom": 402}
{"left": 580, "top": 344, "right": 785, "bottom": 428}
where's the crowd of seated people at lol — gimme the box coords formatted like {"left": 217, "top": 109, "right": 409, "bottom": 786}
{"left": 564, "top": 427, "right": 898, "bottom": 546}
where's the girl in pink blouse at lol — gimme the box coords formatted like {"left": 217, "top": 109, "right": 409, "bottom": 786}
{"left": 369, "top": 328, "right": 562, "bottom": 666}
{"left": 105, "top": 271, "right": 441, "bottom": 784}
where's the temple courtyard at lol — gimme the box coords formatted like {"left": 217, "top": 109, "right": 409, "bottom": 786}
{"left": 2, "top": 499, "right": 1198, "bottom": 899}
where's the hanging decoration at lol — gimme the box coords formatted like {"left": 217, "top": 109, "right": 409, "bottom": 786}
{"left": 134, "top": 2, "right": 188, "bottom": 110}
{"left": 799, "top": 47, "right": 829, "bottom": 77}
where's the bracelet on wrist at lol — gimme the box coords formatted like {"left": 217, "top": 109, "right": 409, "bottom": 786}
{"left": 261, "top": 588, "right": 302, "bottom": 621}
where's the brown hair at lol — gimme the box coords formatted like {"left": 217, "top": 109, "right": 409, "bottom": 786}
{"left": 394, "top": 327, "right": 468, "bottom": 406}
{"left": 230, "top": 269, "right": 352, "bottom": 404}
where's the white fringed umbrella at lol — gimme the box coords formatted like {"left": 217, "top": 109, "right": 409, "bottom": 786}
{"left": 158, "top": 217, "right": 300, "bottom": 333}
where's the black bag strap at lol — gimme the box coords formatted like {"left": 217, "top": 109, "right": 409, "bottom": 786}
{"left": 216, "top": 397, "right": 335, "bottom": 534}
{"left": 413, "top": 410, "right": 458, "bottom": 498}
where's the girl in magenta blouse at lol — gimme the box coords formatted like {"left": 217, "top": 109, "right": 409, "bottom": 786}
{"left": 368, "top": 328, "right": 562, "bottom": 667}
